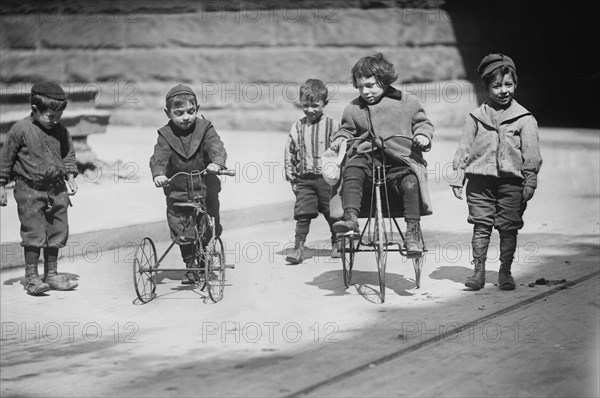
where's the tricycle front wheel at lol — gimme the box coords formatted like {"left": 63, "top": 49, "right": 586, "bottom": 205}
{"left": 133, "top": 237, "right": 157, "bottom": 303}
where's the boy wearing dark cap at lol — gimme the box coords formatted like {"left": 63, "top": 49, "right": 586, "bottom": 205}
{"left": 0, "top": 82, "right": 79, "bottom": 295}
{"left": 451, "top": 53, "right": 543, "bottom": 291}
{"left": 150, "top": 84, "right": 227, "bottom": 284}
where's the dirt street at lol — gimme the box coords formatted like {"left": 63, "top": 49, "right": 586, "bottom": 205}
{"left": 1, "top": 126, "right": 599, "bottom": 397}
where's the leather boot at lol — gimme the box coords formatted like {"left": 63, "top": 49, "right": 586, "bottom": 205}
{"left": 333, "top": 209, "right": 359, "bottom": 234}
{"left": 404, "top": 219, "right": 422, "bottom": 254}
{"left": 498, "top": 261, "right": 516, "bottom": 290}
{"left": 44, "top": 262, "right": 78, "bottom": 291}
{"left": 181, "top": 259, "right": 197, "bottom": 285}
{"left": 286, "top": 240, "right": 305, "bottom": 264}
{"left": 25, "top": 264, "right": 50, "bottom": 296}
{"left": 465, "top": 259, "right": 486, "bottom": 290}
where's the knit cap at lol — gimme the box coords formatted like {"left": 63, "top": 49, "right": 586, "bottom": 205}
{"left": 31, "top": 81, "right": 66, "bottom": 100}
{"left": 166, "top": 84, "right": 196, "bottom": 101}
{"left": 478, "top": 53, "right": 516, "bottom": 77}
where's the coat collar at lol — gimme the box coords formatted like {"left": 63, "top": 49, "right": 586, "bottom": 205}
{"left": 157, "top": 120, "right": 207, "bottom": 159}
{"left": 357, "top": 86, "right": 403, "bottom": 107}
{"left": 470, "top": 99, "right": 531, "bottom": 128}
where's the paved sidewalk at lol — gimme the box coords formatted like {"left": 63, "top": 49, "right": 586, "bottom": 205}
{"left": 0, "top": 126, "right": 598, "bottom": 397}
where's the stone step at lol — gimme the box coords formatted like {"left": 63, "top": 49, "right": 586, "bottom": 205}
{"left": 0, "top": 84, "right": 99, "bottom": 104}
{"left": 0, "top": 108, "right": 111, "bottom": 139}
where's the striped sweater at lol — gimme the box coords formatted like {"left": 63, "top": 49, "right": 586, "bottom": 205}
{"left": 284, "top": 115, "right": 340, "bottom": 182}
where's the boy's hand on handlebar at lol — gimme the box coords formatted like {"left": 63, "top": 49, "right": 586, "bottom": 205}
{"left": 452, "top": 186, "right": 463, "bottom": 200}
{"left": 330, "top": 137, "right": 347, "bottom": 152}
{"left": 413, "top": 135, "right": 430, "bottom": 150}
{"left": 154, "top": 175, "right": 169, "bottom": 187}
{"left": 206, "top": 163, "right": 221, "bottom": 173}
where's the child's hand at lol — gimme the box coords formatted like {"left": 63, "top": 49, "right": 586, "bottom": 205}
{"left": 413, "top": 135, "right": 430, "bottom": 150}
{"left": 0, "top": 185, "right": 7, "bottom": 206}
{"left": 291, "top": 182, "right": 299, "bottom": 194}
{"left": 206, "top": 163, "right": 221, "bottom": 173}
{"left": 452, "top": 186, "right": 463, "bottom": 200}
{"left": 522, "top": 186, "right": 535, "bottom": 202}
{"left": 66, "top": 175, "right": 78, "bottom": 195}
{"left": 330, "top": 137, "right": 347, "bottom": 152}
{"left": 154, "top": 175, "right": 169, "bottom": 187}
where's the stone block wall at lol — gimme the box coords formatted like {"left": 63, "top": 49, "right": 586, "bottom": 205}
{"left": 1, "top": 0, "right": 478, "bottom": 132}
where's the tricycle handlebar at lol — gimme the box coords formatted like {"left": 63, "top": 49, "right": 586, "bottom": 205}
{"left": 167, "top": 168, "right": 236, "bottom": 184}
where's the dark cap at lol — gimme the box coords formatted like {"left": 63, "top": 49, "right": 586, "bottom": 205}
{"left": 31, "top": 81, "right": 66, "bottom": 100}
{"left": 166, "top": 84, "right": 196, "bottom": 101}
{"left": 478, "top": 53, "right": 516, "bottom": 77}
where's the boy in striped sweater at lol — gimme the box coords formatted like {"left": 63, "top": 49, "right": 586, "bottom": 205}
{"left": 284, "top": 79, "right": 340, "bottom": 264}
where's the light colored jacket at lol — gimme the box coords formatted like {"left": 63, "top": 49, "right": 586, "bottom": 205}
{"left": 452, "top": 99, "right": 542, "bottom": 188}
{"left": 333, "top": 87, "right": 434, "bottom": 215}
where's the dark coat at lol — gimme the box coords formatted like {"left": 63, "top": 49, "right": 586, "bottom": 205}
{"left": 0, "top": 115, "right": 77, "bottom": 184}
{"left": 149, "top": 119, "right": 226, "bottom": 205}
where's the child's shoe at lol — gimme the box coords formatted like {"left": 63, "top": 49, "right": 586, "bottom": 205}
{"left": 44, "top": 262, "right": 78, "bottom": 291}
{"left": 181, "top": 259, "right": 197, "bottom": 285}
{"left": 465, "top": 259, "right": 486, "bottom": 290}
{"left": 404, "top": 219, "right": 423, "bottom": 254}
{"left": 333, "top": 209, "right": 359, "bottom": 234}
{"left": 498, "top": 261, "right": 516, "bottom": 290}
{"left": 25, "top": 265, "right": 50, "bottom": 296}
{"left": 286, "top": 241, "right": 305, "bottom": 264}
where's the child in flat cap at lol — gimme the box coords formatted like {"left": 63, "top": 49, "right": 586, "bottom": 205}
{"left": 150, "top": 84, "right": 227, "bottom": 284}
{"left": 451, "top": 53, "right": 543, "bottom": 291}
{"left": 0, "top": 81, "right": 79, "bottom": 295}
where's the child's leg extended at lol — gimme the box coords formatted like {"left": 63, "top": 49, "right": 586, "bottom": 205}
{"left": 386, "top": 169, "right": 422, "bottom": 253}
{"left": 396, "top": 173, "right": 422, "bottom": 253}
{"left": 205, "top": 174, "right": 222, "bottom": 237}
{"left": 464, "top": 175, "right": 497, "bottom": 290}
{"left": 179, "top": 241, "right": 198, "bottom": 284}
{"left": 14, "top": 179, "right": 50, "bottom": 248}
{"left": 167, "top": 205, "right": 199, "bottom": 285}
{"left": 315, "top": 178, "right": 340, "bottom": 258}
{"left": 45, "top": 182, "right": 71, "bottom": 249}
{"left": 287, "top": 179, "right": 318, "bottom": 264}
{"left": 339, "top": 156, "right": 370, "bottom": 214}
{"left": 495, "top": 178, "right": 525, "bottom": 290}
{"left": 286, "top": 217, "right": 310, "bottom": 264}
{"left": 333, "top": 155, "right": 370, "bottom": 233}
{"left": 315, "top": 177, "right": 337, "bottom": 231}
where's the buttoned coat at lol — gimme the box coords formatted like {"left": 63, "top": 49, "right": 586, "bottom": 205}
{"left": 149, "top": 119, "right": 226, "bottom": 205}
{"left": 332, "top": 87, "right": 434, "bottom": 215}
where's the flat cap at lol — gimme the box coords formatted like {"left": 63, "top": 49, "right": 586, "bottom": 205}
{"left": 166, "top": 84, "right": 196, "bottom": 101}
{"left": 31, "top": 81, "right": 66, "bottom": 100}
{"left": 478, "top": 53, "right": 516, "bottom": 77}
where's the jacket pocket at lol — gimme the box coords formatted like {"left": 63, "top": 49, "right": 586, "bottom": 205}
{"left": 504, "top": 128, "right": 521, "bottom": 150}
